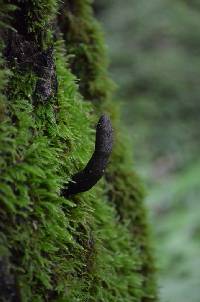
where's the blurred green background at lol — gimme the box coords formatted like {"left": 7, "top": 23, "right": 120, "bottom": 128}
{"left": 94, "top": 1, "right": 200, "bottom": 301}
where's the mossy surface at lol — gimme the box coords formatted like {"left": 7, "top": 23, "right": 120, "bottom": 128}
{"left": 57, "top": 0, "right": 115, "bottom": 104}
{"left": 0, "top": 0, "right": 157, "bottom": 301}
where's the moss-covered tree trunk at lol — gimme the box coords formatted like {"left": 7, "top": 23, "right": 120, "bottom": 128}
{"left": 0, "top": 1, "right": 157, "bottom": 301}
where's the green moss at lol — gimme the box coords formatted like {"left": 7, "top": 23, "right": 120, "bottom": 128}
{"left": 58, "top": 0, "right": 115, "bottom": 103}
{"left": 106, "top": 127, "right": 157, "bottom": 301}
{"left": 0, "top": 0, "right": 158, "bottom": 301}
{"left": 1, "top": 40, "right": 93, "bottom": 299}
{"left": 59, "top": 0, "right": 158, "bottom": 300}
{"left": 0, "top": 47, "right": 143, "bottom": 301}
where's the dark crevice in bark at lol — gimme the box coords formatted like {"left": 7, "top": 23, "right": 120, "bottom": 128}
{"left": 7, "top": 0, "right": 44, "bottom": 43}
{"left": 3, "top": 0, "right": 58, "bottom": 103}
{"left": 4, "top": 31, "right": 57, "bottom": 103}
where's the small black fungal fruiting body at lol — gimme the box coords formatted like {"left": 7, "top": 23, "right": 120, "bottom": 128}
{"left": 62, "top": 115, "right": 113, "bottom": 197}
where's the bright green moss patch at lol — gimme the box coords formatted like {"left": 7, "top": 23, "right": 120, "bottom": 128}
{"left": 0, "top": 42, "right": 94, "bottom": 299}
{"left": 0, "top": 43, "right": 142, "bottom": 301}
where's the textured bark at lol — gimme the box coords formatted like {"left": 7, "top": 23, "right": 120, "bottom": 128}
{"left": 4, "top": 32, "right": 57, "bottom": 103}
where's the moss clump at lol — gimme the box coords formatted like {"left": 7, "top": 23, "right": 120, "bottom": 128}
{"left": 0, "top": 0, "right": 158, "bottom": 301}
{"left": 57, "top": 0, "right": 114, "bottom": 103}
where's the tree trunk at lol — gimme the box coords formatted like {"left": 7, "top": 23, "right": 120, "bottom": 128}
{"left": 0, "top": 1, "right": 157, "bottom": 301}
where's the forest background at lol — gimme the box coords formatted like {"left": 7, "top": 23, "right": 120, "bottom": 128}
{"left": 94, "top": 1, "right": 200, "bottom": 301}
